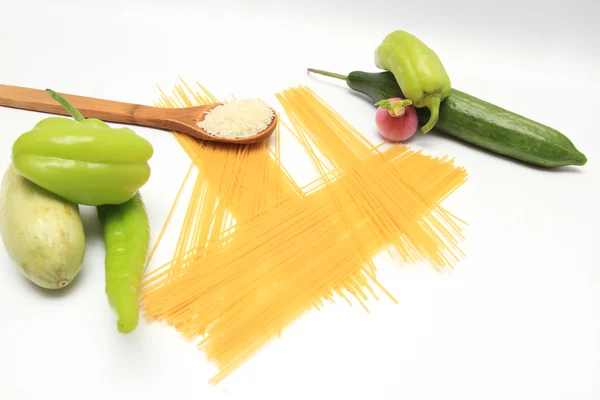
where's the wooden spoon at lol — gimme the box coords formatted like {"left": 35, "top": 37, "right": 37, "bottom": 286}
{"left": 0, "top": 84, "right": 278, "bottom": 144}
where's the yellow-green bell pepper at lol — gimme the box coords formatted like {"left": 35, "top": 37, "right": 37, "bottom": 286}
{"left": 374, "top": 30, "right": 451, "bottom": 133}
{"left": 11, "top": 89, "right": 153, "bottom": 206}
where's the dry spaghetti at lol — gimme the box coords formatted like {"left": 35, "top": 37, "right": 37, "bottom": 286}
{"left": 147, "top": 80, "right": 301, "bottom": 278}
{"left": 140, "top": 81, "right": 468, "bottom": 385}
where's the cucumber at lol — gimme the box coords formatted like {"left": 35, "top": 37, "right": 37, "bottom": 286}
{"left": 307, "top": 68, "right": 587, "bottom": 168}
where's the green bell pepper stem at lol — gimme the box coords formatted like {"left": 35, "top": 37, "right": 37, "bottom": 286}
{"left": 421, "top": 95, "right": 441, "bottom": 134}
{"left": 46, "top": 89, "right": 85, "bottom": 123}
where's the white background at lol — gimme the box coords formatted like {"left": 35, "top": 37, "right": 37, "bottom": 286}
{"left": 1, "top": 0, "right": 599, "bottom": 399}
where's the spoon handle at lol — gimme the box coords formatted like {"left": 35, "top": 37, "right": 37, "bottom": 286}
{"left": 0, "top": 84, "right": 152, "bottom": 125}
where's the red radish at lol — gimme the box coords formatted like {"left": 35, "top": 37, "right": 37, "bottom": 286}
{"left": 374, "top": 97, "right": 418, "bottom": 142}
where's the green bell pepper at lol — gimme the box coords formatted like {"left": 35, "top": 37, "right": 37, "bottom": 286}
{"left": 11, "top": 89, "right": 153, "bottom": 206}
{"left": 374, "top": 30, "right": 452, "bottom": 133}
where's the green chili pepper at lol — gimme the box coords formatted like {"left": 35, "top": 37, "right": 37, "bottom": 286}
{"left": 11, "top": 89, "right": 153, "bottom": 206}
{"left": 374, "top": 30, "right": 451, "bottom": 133}
{"left": 97, "top": 191, "right": 150, "bottom": 334}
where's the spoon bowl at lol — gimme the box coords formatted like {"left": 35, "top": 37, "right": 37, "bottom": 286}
{"left": 0, "top": 84, "right": 278, "bottom": 144}
{"left": 156, "top": 102, "right": 279, "bottom": 144}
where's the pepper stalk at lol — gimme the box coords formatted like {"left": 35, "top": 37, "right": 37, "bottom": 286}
{"left": 46, "top": 89, "right": 86, "bottom": 122}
